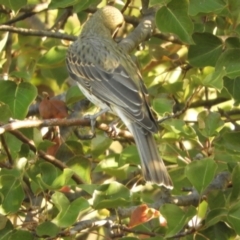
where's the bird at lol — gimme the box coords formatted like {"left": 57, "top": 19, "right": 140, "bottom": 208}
{"left": 66, "top": 6, "right": 173, "bottom": 189}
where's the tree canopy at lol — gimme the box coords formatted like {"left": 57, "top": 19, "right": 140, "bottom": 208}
{"left": 0, "top": 0, "right": 239, "bottom": 239}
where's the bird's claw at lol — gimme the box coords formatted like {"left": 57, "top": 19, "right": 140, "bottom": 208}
{"left": 84, "top": 114, "right": 97, "bottom": 136}
{"left": 106, "top": 120, "right": 120, "bottom": 138}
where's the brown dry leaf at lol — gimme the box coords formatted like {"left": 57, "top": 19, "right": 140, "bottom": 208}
{"left": 46, "top": 133, "right": 62, "bottom": 156}
{"left": 39, "top": 92, "right": 68, "bottom": 119}
{"left": 128, "top": 204, "right": 160, "bottom": 228}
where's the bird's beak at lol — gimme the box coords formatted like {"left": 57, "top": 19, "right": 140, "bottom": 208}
{"left": 112, "top": 25, "right": 122, "bottom": 39}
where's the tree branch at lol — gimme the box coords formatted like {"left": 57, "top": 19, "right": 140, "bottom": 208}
{"left": 0, "top": 118, "right": 134, "bottom": 141}
{"left": 9, "top": 130, "right": 84, "bottom": 185}
{"left": 0, "top": 25, "right": 77, "bottom": 41}
{"left": 1, "top": 3, "right": 48, "bottom": 25}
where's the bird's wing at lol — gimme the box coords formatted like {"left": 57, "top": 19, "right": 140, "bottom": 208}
{"left": 66, "top": 42, "right": 158, "bottom": 133}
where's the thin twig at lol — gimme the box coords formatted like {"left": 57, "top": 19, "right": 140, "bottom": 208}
{"left": 0, "top": 134, "right": 13, "bottom": 165}
{"left": 158, "top": 86, "right": 203, "bottom": 123}
{"left": 121, "top": 0, "right": 132, "bottom": 14}
{"left": 1, "top": 3, "right": 49, "bottom": 25}
{"left": 0, "top": 25, "right": 77, "bottom": 41}
{"left": 9, "top": 130, "right": 84, "bottom": 185}
{"left": 50, "top": 7, "right": 73, "bottom": 31}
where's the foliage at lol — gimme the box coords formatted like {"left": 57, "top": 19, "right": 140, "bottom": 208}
{"left": 0, "top": 0, "right": 239, "bottom": 239}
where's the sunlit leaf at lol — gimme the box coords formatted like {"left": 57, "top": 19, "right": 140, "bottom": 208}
{"left": 0, "top": 81, "right": 37, "bottom": 119}
{"left": 189, "top": 0, "right": 227, "bottom": 16}
{"left": 197, "top": 111, "right": 224, "bottom": 137}
{"left": 185, "top": 158, "right": 218, "bottom": 194}
{"left": 36, "top": 222, "right": 60, "bottom": 237}
{"left": 93, "top": 182, "right": 131, "bottom": 209}
{"left": 52, "top": 192, "right": 89, "bottom": 228}
{"left": 161, "top": 204, "right": 196, "bottom": 237}
{"left": 156, "top": 0, "right": 194, "bottom": 43}
{"left": 0, "top": 0, "right": 27, "bottom": 11}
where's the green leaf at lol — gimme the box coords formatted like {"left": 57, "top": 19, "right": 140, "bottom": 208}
{"left": 197, "top": 111, "right": 224, "bottom": 137}
{"left": 36, "top": 162, "right": 59, "bottom": 189}
{"left": 216, "top": 131, "right": 240, "bottom": 152}
{"left": 160, "top": 204, "right": 196, "bottom": 237}
{"left": 56, "top": 140, "right": 84, "bottom": 161}
{"left": 36, "top": 221, "right": 60, "bottom": 237}
{"left": 51, "top": 168, "right": 74, "bottom": 188}
{"left": 162, "top": 119, "right": 196, "bottom": 138}
{"left": 227, "top": 0, "right": 240, "bottom": 21}
{"left": 67, "top": 156, "right": 91, "bottom": 184}
{"left": 215, "top": 49, "right": 240, "bottom": 79}
{"left": 41, "top": 66, "right": 68, "bottom": 86}
{"left": 0, "top": 219, "right": 13, "bottom": 238}
{"left": 199, "top": 222, "right": 235, "bottom": 240}
{"left": 0, "top": 214, "right": 8, "bottom": 230}
{"left": 74, "top": 0, "right": 101, "bottom": 13}
{"left": 119, "top": 145, "right": 140, "bottom": 165}
{"left": 3, "top": 133, "right": 22, "bottom": 158}
{"left": 227, "top": 201, "right": 240, "bottom": 234}
{"left": 156, "top": 0, "right": 194, "bottom": 44}
{"left": 37, "top": 140, "right": 55, "bottom": 151}
{"left": 52, "top": 192, "right": 89, "bottom": 228}
{"left": 48, "top": 0, "right": 79, "bottom": 8}
{"left": 10, "top": 71, "right": 31, "bottom": 81}
{"left": 0, "top": 102, "right": 12, "bottom": 122}
{"left": 91, "top": 134, "right": 112, "bottom": 158}
{"left": 150, "top": 0, "right": 171, "bottom": 6}
{"left": 38, "top": 46, "right": 67, "bottom": 68}
{"left": 0, "top": 81, "right": 37, "bottom": 120}
{"left": 153, "top": 97, "right": 174, "bottom": 115}
{"left": 34, "top": 163, "right": 74, "bottom": 190}
{"left": 208, "top": 190, "right": 228, "bottom": 210}
{"left": 189, "top": 0, "right": 227, "bottom": 16}
{"left": 66, "top": 85, "right": 85, "bottom": 105}
{"left": 205, "top": 208, "right": 228, "bottom": 228}
{"left": 0, "top": 174, "right": 24, "bottom": 214}
{"left": 225, "top": 37, "right": 240, "bottom": 49}
{"left": 188, "top": 33, "right": 222, "bottom": 67}
{"left": 229, "top": 163, "right": 240, "bottom": 202}
{"left": 93, "top": 182, "right": 131, "bottom": 209}
{"left": 49, "top": 0, "right": 100, "bottom": 12}
{"left": 95, "top": 155, "right": 129, "bottom": 180}
{"left": 0, "top": 0, "right": 27, "bottom": 12}
{"left": 224, "top": 76, "right": 240, "bottom": 102}
{"left": 185, "top": 158, "right": 218, "bottom": 194}
{"left": 6, "top": 230, "right": 33, "bottom": 240}
{"left": 202, "top": 66, "right": 225, "bottom": 90}
{"left": 79, "top": 184, "right": 99, "bottom": 195}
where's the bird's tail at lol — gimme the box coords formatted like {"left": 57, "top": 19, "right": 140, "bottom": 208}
{"left": 128, "top": 123, "right": 173, "bottom": 189}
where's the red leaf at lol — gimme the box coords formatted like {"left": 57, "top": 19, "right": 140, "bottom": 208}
{"left": 39, "top": 92, "right": 68, "bottom": 119}
{"left": 59, "top": 186, "right": 71, "bottom": 193}
{"left": 128, "top": 204, "right": 160, "bottom": 228}
{"left": 46, "top": 133, "right": 62, "bottom": 156}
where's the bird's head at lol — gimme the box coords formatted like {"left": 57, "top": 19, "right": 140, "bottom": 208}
{"left": 80, "top": 6, "right": 124, "bottom": 38}
{"left": 96, "top": 6, "right": 124, "bottom": 35}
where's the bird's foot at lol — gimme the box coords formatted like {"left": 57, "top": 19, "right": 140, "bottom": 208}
{"left": 84, "top": 108, "right": 109, "bottom": 136}
{"left": 106, "top": 119, "right": 120, "bottom": 138}
{"left": 84, "top": 114, "right": 97, "bottom": 137}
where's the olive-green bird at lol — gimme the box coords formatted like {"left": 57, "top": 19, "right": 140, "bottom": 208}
{"left": 66, "top": 6, "right": 173, "bottom": 189}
